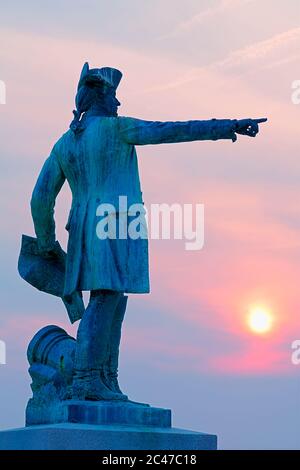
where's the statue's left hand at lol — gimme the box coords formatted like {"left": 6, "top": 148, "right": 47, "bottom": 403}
{"left": 234, "top": 118, "right": 267, "bottom": 140}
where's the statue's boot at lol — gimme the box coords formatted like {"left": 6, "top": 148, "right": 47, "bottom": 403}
{"left": 72, "top": 289, "right": 126, "bottom": 401}
{"left": 101, "top": 295, "right": 128, "bottom": 399}
{"left": 72, "top": 369, "right": 126, "bottom": 401}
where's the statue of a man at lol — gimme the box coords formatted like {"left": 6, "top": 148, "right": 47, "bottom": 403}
{"left": 30, "top": 62, "right": 266, "bottom": 401}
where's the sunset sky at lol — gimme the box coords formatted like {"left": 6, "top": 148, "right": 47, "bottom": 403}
{"left": 0, "top": 0, "right": 300, "bottom": 449}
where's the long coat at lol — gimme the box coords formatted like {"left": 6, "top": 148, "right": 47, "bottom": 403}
{"left": 31, "top": 116, "right": 234, "bottom": 295}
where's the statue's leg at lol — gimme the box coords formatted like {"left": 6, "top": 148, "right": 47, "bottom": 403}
{"left": 102, "top": 294, "right": 128, "bottom": 396}
{"left": 73, "top": 289, "right": 126, "bottom": 401}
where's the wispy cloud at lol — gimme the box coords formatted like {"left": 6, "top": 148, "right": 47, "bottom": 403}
{"left": 150, "top": 26, "right": 300, "bottom": 98}
{"left": 179, "top": 0, "right": 255, "bottom": 31}
{"left": 213, "top": 27, "right": 300, "bottom": 72}
{"left": 160, "top": 0, "right": 255, "bottom": 39}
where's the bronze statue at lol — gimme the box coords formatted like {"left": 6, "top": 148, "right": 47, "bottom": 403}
{"left": 20, "top": 62, "right": 267, "bottom": 405}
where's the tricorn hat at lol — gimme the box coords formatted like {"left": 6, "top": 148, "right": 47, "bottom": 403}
{"left": 77, "top": 62, "right": 122, "bottom": 91}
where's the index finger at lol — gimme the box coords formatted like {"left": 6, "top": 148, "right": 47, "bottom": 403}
{"left": 254, "top": 118, "right": 268, "bottom": 123}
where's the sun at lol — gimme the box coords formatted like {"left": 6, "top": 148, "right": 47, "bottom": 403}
{"left": 247, "top": 307, "right": 273, "bottom": 334}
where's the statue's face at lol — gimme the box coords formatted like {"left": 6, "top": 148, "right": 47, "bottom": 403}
{"left": 101, "top": 90, "right": 121, "bottom": 117}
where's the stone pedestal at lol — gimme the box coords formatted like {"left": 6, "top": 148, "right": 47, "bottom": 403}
{"left": 26, "top": 399, "right": 171, "bottom": 427}
{"left": 0, "top": 401, "right": 217, "bottom": 450}
{"left": 0, "top": 423, "right": 217, "bottom": 450}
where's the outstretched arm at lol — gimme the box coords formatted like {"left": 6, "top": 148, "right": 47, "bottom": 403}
{"left": 31, "top": 149, "right": 65, "bottom": 252}
{"left": 118, "top": 117, "right": 267, "bottom": 145}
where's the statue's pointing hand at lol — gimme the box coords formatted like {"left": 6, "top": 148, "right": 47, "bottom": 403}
{"left": 231, "top": 118, "right": 267, "bottom": 142}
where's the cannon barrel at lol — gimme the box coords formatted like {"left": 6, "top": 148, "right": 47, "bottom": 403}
{"left": 27, "top": 325, "right": 76, "bottom": 379}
